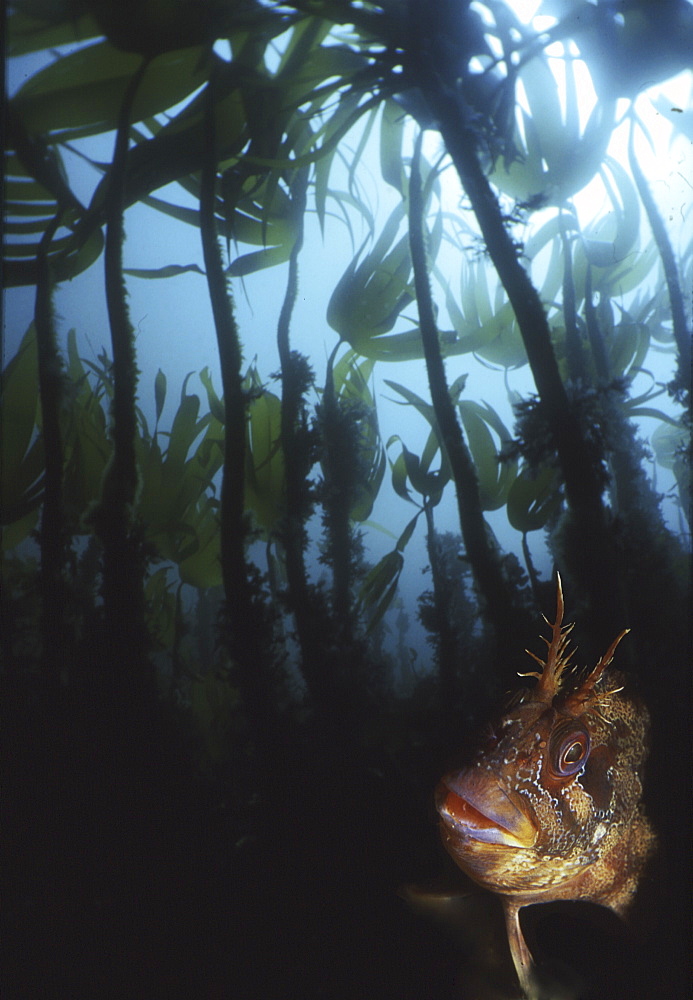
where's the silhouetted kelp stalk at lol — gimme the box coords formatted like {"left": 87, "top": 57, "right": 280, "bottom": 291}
{"left": 34, "top": 210, "right": 69, "bottom": 688}
{"left": 274, "top": 165, "right": 339, "bottom": 714}
{"left": 407, "top": 3, "right": 625, "bottom": 646}
{"left": 559, "top": 211, "right": 589, "bottom": 386}
{"left": 583, "top": 265, "right": 611, "bottom": 385}
{"left": 319, "top": 345, "right": 366, "bottom": 647}
{"left": 408, "top": 132, "right": 518, "bottom": 648}
{"left": 90, "top": 57, "right": 155, "bottom": 709}
{"left": 199, "top": 69, "right": 277, "bottom": 746}
{"left": 628, "top": 113, "right": 692, "bottom": 415}
{"left": 421, "top": 499, "right": 462, "bottom": 706}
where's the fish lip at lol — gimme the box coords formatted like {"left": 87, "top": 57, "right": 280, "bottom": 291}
{"left": 435, "top": 771, "right": 538, "bottom": 849}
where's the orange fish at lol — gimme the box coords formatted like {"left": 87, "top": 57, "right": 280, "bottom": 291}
{"left": 436, "top": 575, "right": 655, "bottom": 998}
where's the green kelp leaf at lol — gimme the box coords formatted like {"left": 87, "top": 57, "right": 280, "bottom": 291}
{"left": 191, "top": 421, "right": 224, "bottom": 483}
{"left": 358, "top": 550, "right": 403, "bottom": 633}
{"left": 385, "top": 381, "right": 453, "bottom": 493}
{"left": 650, "top": 419, "right": 691, "bottom": 526}
{"left": 165, "top": 379, "right": 203, "bottom": 473}
{"left": 137, "top": 435, "right": 165, "bottom": 530}
{"left": 436, "top": 277, "right": 495, "bottom": 358}
{"left": 13, "top": 42, "right": 212, "bottom": 140}
{"left": 331, "top": 350, "right": 375, "bottom": 402}
{"left": 447, "top": 260, "right": 526, "bottom": 367}
{"left": 553, "top": 98, "right": 616, "bottom": 201}
{"left": 400, "top": 440, "right": 445, "bottom": 501}
{"left": 314, "top": 144, "right": 338, "bottom": 235}
{"left": 125, "top": 84, "right": 244, "bottom": 217}
{"left": 124, "top": 263, "right": 205, "bottom": 279}
{"left": 520, "top": 56, "right": 564, "bottom": 174}
{"left": 420, "top": 424, "right": 448, "bottom": 485}
{"left": 8, "top": 9, "right": 103, "bottom": 57}
{"left": 139, "top": 377, "right": 217, "bottom": 544}
{"left": 342, "top": 102, "right": 379, "bottom": 200}
{"left": 245, "top": 383, "right": 285, "bottom": 536}
{"left": 5, "top": 225, "right": 104, "bottom": 287}
{"left": 490, "top": 51, "right": 616, "bottom": 203}
{"left": 276, "top": 14, "right": 332, "bottom": 80}
{"left": 629, "top": 405, "right": 680, "bottom": 427}
{"left": 138, "top": 369, "right": 224, "bottom": 566}
{"left": 395, "top": 511, "right": 420, "bottom": 554}
{"left": 388, "top": 444, "right": 414, "bottom": 504}
{"left": 220, "top": 176, "right": 301, "bottom": 272}
{"left": 578, "top": 158, "right": 642, "bottom": 271}
{"left": 524, "top": 214, "right": 572, "bottom": 261}
{"left": 327, "top": 201, "right": 415, "bottom": 350}
{"left": 507, "top": 466, "right": 562, "bottom": 533}
{"left": 226, "top": 151, "right": 289, "bottom": 249}
{"left": 140, "top": 194, "right": 201, "bottom": 227}
{"left": 227, "top": 243, "right": 293, "bottom": 277}
{"left": 154, "top": 369, "right": 167, "bottom": 426}
{"left": 385, "top": 380, "right": 436, "bottom": 431}
{"left": 490, "top": 111, "right": 545, "bottom": 201}
{"left": 602, "top": 241, "right": 658, "bottom": 299}
{"left": 380, "top": 98, "right": 406, "bottom": 195}
{"left": 344, "top": 327, "right": 420, "bottom": 363}
{"left": 61, "top": 330, "right": 111, "bottom": 519}
{"left": 457, "top": 400, "right": 517, "bottom": 511}
{"left": 5, "top": 119, "right": 82, "bottom": 217}
{"left": 357, "top": 511, "right": 421, "bottom": 632}
{"left": 1, "top": 325, "right": 40, "bottom": 491}
{"left": 177, "top": 504, "right": 223, "bottom": 588}
{"left": 62, "top": 387, "right": 111, "bottom": 522}
{"left": 274, "top": 20, "right": 359, "bottom": 113}
{"left": 199, "top": 367, "right": 225, "bottom": 426}
{"left": 316, "top": 174, "right": 378, "bottom": 245}
{"left": 330, "top": 351, "right": 385, "bottom": 522}
{"left": 651, "top": 421, "right": 688, "bottom": 471}
{"left": 474, "top": 315, "right": 526, "bottom": 370}
{"left": 607, "top": 316, "right": 651, "bottom": 379}
{"left": 600, "top": 157, "right": 641, "bottom": 261}
{"left": 0, "top": 325, "right": 46, "bottom": 534}
{"left": 6, "top": 216, "right": 59, "bottom": 237}
{"left": 569, "top": 235, "right": 658, "bottom": 325}
{"left": 562, "top": 49, "right": 581, "bottom": 154}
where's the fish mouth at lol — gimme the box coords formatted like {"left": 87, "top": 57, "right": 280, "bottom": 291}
{"left": 436, "top": 769, "right": 537, "bottom": 849}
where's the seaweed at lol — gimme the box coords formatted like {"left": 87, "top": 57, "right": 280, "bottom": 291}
{"left": 3, "top": 3, "right": 691, "bottom": 996}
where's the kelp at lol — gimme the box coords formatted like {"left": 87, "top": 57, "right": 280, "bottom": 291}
{"left": 89, "top": 56, "right": 154, "bottom": 713}
{"left": 408, "top": 131, "right": 520, "bottom": 647}
{"left": 199, "top": 64, "right": 278, "bottom": 747}
{"left": 4, "top": 9, "right": 691, "bottom": 998}
{"left": 3, "top": 0, "right": 690, "bottom": 750}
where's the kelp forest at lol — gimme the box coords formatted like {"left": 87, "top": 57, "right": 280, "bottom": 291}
{"left": 2, "top": 1, "right": 691, "bottom": 997}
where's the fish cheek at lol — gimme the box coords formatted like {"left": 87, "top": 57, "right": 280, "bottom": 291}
{"left": 578, "top": 743, "right": 614, "bottom": 814}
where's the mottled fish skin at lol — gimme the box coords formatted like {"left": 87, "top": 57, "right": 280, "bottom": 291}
{"left": 436, "top": 575, "right": 655, "bottom": 998}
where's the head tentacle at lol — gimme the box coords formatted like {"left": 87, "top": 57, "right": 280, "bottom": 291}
{"left": 519, "top": 572, "right": 576, "bottom": 702}
{"left": 564, "top": 627, "right": 630, "bottom": 715}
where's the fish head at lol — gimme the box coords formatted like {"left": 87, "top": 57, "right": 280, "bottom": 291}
{"left": 436, "top": 577, "right": 651, "bottom": 905}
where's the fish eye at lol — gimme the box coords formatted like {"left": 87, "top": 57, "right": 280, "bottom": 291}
{"left": 563, "top": 741, "right": 585, "bottom": 765}
{"left": 549, "top": 723, "right": 590, "bottom": 777}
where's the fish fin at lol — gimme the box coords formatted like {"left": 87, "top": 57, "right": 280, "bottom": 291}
{"left": 503, "top": 899, "right": 536, "bottom": 998}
